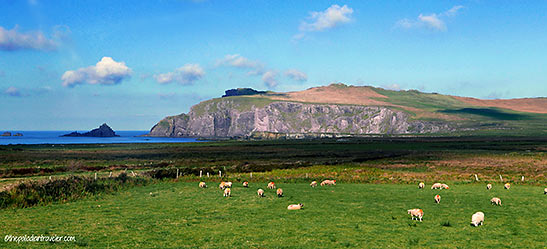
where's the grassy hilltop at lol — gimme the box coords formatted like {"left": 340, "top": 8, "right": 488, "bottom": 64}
{"left": 154, "top": 84, "right": 547, "bottom": 137}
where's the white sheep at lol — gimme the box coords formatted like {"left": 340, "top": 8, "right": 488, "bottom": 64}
{"left": 441, "top": 184, "right": 450, "bottom": 190}
{"left": 407, "top": 209, "right": 424, "bottom": 221}
{"left": 434, "top": 194, "right": 441, "bottom": 204}
{"left": 225, "top": 181, "right": 233, "bottom": 188}
{"left": 490, "top": 197, "right": 502, "bottom": 206}
{"left": 199, "top": 182, "right": 207, "bottom": 188}
{"left": 267, "top": 182, "right": 276, "bottom": 189}
{"left": 219, "top": 181, "right": 226, "bottom": 190}
{"left": 431, "top": 183, "right": 443, "bottom": 189}
{"left": 418, "top": 182, "right": 425, "bottom": 189}
{"left": 486, "top": 184, "right": 492, "bottom": 190}
{"left": 287, "top": 203, "right": 303, "bottom": 210}
{"left": 310, "top": 181, "right": 317, "bottom": 187}
{"left": 504, "top": 183, "right": 511, "bottom": 189}
{"left": 242, "top": 181, "right": 249, "bottom": 188}
{"left": 320, "top": 180, "right": 336, "bottom": 186}
{"left": 223, "top": 187, "right": 231, "bottom": 197}
{"left": 277, "top": 188, "right": 283, "bottom": 197}
{"left": 257, "top": 189, "right": 265, "bottom": 197}
{"left": 544, "top": 188, "right": 547, "bottom": 194}
{"left": 471, "top": 212, "right": 484, "bottom": 227}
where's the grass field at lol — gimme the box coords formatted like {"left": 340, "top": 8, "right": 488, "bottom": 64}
{"left": 1, "top": 181, "right": 545, "bottom": 248}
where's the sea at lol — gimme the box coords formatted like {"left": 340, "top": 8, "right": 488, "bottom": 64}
{"left": 0, "top": 131, "right": 202, "bottom": 145}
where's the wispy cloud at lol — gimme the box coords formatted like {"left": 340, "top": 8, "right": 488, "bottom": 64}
{"left": 299, "top": 4, "right": 354, "bottom": 32}
{"left": 154, "top": 64, "right": 205, "bottom": 85}
{"left": 216, "top": 54, "right": 263, "bottom": 70}
{"left": 285, "top": 69, "right": 307, "bottom": 82}
{"left": 0, "top": 25, "right": 59, "bottom": 51}
{"left": 396, "top": 5, "right": 464, "bottom": 31}
{"left": 61, "top": 57, "right": 132, "bottom": 87}
{"left": 262, "top": 71, "right": 278, "bottom": 88}
{"left": 4, "top": 86, "right": 23, "bottom": 97}
{"left": 294, "top": 4, "right": 354, "bottom": 41}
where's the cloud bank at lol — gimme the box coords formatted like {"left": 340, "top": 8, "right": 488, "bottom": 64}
{"left": 154, "top": 64, "right": 205, "bottom": 85}
{"left": 61, "top": 57, "right": 132, "bottom": 87}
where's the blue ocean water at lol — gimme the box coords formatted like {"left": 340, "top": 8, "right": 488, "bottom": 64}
{"left": 0, "top": 131, "right": 202, "bottom": 145}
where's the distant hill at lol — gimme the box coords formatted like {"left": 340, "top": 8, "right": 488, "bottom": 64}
{"left": 147, "top": 84, "right": 547, "bottom": 138}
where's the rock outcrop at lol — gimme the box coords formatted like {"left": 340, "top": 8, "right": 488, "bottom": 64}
{"left": 61, "top": 123, "right": 119, "bottom": 137}
{"left": 148, "top": 99, "right": 454, "bottom": 138}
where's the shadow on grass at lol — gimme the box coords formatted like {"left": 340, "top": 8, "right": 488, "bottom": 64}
{"left": 440, "top": 108, "right": 533, "bottom": 120}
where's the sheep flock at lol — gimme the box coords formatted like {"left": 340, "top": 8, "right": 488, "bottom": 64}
{"left": 197, "top": 178, "right": 544, "bottom": 228}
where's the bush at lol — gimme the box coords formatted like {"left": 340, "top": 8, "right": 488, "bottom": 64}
{"left": 0, "top": 174, "right": 151, "bottom": 209}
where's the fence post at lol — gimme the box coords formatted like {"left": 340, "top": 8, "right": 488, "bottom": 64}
{"left": 207, "top": 172, "right": 210, "bottom": 178}
{"left": 250, "top": 172, "right": 252, "bottom": 179}
{"left": 499, "top": 175, "right": 503, "bottom": 182}
{"left": 521, "top": 176, "right": 524, "bottom": 182}
{"left": 219, "top": 170, "right": 222, "bottom": 178}
{"left": 132, "top": 171, "right": 136, "bottom": 177}
{"left": 109, "top": 172, "right": 112, "bottom": 178}
{"left": 474, "top": 174, "right": 479, "bottom": 181}
{"left": 176, "top": 168, "right": 179, "bottom": 179}
{"left": 200, "top": 170, "right": 202, "bottom": 178}
{"left": 94, "top": 172, "right": 97, "bottom": 180}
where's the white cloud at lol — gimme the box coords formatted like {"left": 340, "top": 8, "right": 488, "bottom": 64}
{"left": 216, "top": 54, "right": 263, "bottom": 69}
{"left": 381, "top": 83, "right": 402, "bottom": 91}
{"left": 284, "top": 69, "right": 308, "bottom": 82}
{"left": 418, "top": 14, "right": 446, "bottom": 31}
{"left": 61, "top": 57, "right": 132, "bottom": 87}
{"left": 396, "top": 5, "right": 463, "bottom": 31}
{"left": 4, "top": 86, "right": 22, "bottom": 97}
{"left": 154, "top": 64, "right": 205, "bottom": 85}
{"left": 0, "top": 26, "right": 58, "bottom": 51}
{"left": 299, "top": 4, "right": 354, "bottom": 32}
{"left": 262, "top": 71, "right": 278, "bottom": 88}
{"left": 444, "top": 5, "right": 464, "bottom": 17}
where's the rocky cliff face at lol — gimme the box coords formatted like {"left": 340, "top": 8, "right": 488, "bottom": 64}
{"left": 148, "top": 99, "right": 454, "bottom": 138}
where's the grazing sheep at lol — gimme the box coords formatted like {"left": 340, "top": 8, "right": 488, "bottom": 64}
{"left": 225, "top": 181, "right": 233, "bottom": 188}
{"left": 277, "top": 188, "right": 284, "bottom": 197}
{"left": 490, "top": 197, "right": 502, "bottom": 206}
{"left": 310, "top": 181, "right": 317, "bottom": 187}
{"left": 257, "top": 189, "right": 265, "bottom": 197}
{"left": 486, "top": 184, "right": 492, "bottom": 190}
{"left": 243, "top": 181, "right": 249, "bottom": 188}
{"left": 434, "top": 194, "right": 441, "bottom": 204}
{"left": 504, "top": 183, "right": 511, "bottom": 190}
{"left": 223, "top": 188, "right": 231, "bottom": 197}
{"left": 419, "top": 182, "right": 425, "bottom": 189}
{"left": 544, "top": 188, "right": 547, "bottom": 194}
{"left": 219, "top": 182, "right": 226, "bottom": 190}
{"left": 471, "top": 212, "right": 485, "bottom": 227}
{"left": 199, "top": 182, "right": 207, "bottom": 188}
{"left": 267, "top": 182, "right": 276, "bottom": 189}
{"left": 287, "top": 203, "right": 304, "bottom": 210}
{"left": 320, "top": 180, "right": 336, "bottom": 186}
{"left": 441, "top": 184, "right": 450, "bottom": 189}
{"left": 431, "top": 183, "right": 443, "bottom": 189}
{"left": 407, "top": 209, "right": 424, "bottom": 222}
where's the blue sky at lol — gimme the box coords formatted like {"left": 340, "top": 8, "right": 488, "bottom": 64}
{"left": 1, "top": 1, "right": 546, "bottom": 130}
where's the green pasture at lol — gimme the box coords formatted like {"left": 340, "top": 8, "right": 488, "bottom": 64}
{"left": 1, "top": 182, "right": 545, "bottom": 248}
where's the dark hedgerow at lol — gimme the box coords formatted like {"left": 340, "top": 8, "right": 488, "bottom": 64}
{"left": 0, "top": 173, "right": 150, "bottom": 209}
